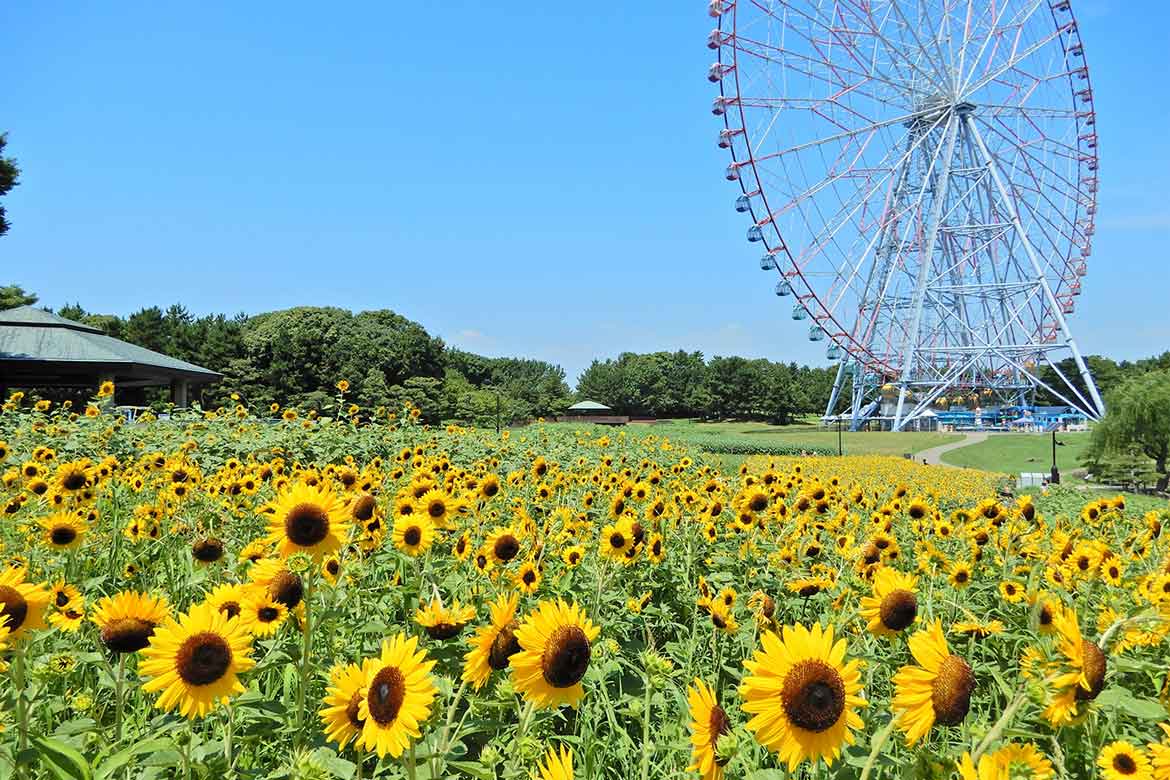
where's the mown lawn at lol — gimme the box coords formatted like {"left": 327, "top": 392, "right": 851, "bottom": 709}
{"left": 638, "top": 420, "right": 963, "bottom": 457}
{"left": 941, "top": 431, "right": 1092, "bottom": 474}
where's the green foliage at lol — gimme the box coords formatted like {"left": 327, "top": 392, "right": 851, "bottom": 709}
{"left": 1083, "top": 368, "right": 1170, "bottom": 491}
{"left": 0, "top": 132, "right": 19, "bottom": 236}
{"left": 575, "top": 351, "right": 840, "bottom": 422}
{"left": 0, "top": 283, "right": 37, "bottom": 309}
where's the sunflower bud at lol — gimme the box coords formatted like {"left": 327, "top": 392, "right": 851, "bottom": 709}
{"left": 715, "top": 730, "right": 739, "bottom": 765}
{"left": 517, "top": 736, "right": 542, "bottom": 761}
{"left": 478, "top": 745, "right": 502, "bottom": 767}
{"left": 286, "top": 551, "right": 313, "bottom": 576}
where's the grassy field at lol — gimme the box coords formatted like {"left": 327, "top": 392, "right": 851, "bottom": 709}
{"left": 637, "top": 420, "right": 963, "bottom": 473}
{"left": 940, "top": 431, "right": 1092, "bottom": 474}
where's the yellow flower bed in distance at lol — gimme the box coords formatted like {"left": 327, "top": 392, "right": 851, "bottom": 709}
{"left": 0, "top": 388, "right": 1168, "bottom": 779}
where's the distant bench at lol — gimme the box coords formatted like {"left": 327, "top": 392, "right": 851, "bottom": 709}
{"left": 554, "top": 414, "right": 630, "bottom": 426}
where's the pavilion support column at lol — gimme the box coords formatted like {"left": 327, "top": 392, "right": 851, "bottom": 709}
{"left": 171, "top": 379, "right": 189, "bottom": 409}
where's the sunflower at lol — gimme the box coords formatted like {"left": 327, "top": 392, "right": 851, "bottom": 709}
{"left": 858, "top": 567, "right": 918, "bottom": 637}
{"left": 92, "top": 591, "right": 172, "bottom": 653}
{"left": 319, "top": 661, "right": 366, "bottom": 749}
{"left": 204, "top": 583, "right": 248, "bottom": 622}
{"left": 1099, "top": 742, "right": 1152, "bottom": 780}
{"left": 414, "top": 597, "right": 476, "bottom": 640}
{"left": 0, "top": 567, "right": 52, "bottom": 642}
{"left": 248, "top": 558, "right": 305, "bottom": 609}
{"left": 49, "top": 605, "right": 86, "bottom": 632}
{"left": 321, "top": 554, "right": 342, "bottom": 585}
{"left": 39, "top": 512, "right": 88, "bottom": 551}
{"left": 52, "top": 461, "right": 92, "bottom": 494}
{"left": 999, "top": 580, "right": 1026, "bottom": 604}
{"left": 263, "top": 482, "right": 350, "bottom": 560}
{"left": 562, "top": 545, "right": 585, "bottom": 568}
{"left": 139, "top": 602, "right": 255, "bottom": 718}
{"left": 687, "top": 678, "right": 731, "bottom": 780}
{"left": 392, "top": 514, "right": 435, "bottom": 557}
{"left": 647, "top": 534, "right": 666, "bottom": 564}
{"left": 1044, "top": 607, "right": 1107, "bottom": 726}
{"left": 515, "top": 561, "right": 541, "bottom": 594}
{"left": 463, "top": 593, "right": 521, "bottom": 690}
{"left": 1149, "top": 731, "right": 1170, "bottom": 780}
{"left": 534, "top": 745, "right": 574, "bottom": 780}
{"left": 948, "top": 561, "right": 973, "bottom": 589}
{"left": 993, "top": 743, "right": 1055, "bottom": 779}
{"left": 486, "top": 526, "right": 523, "bottom": 565}
{"left": 891, "top": 620, "right": 976, "bottom": 745}
{"left": 49, "top": 581, "right": 82, "bottom": 610}
{"left": 355, "top": 634, "right": 438, "bottom": 758}
{"left": 511, "top": 599, "right": 600, "bottom": 709}
{"left": 241, "top": 592, "right": 289, "bottom": 637}
{"left": 740, "top": 622, "right": 866, "bottom": 771}
{"left": 952, "top": 619, "right": 1004, "bottom": 639}
{"left": 599, "top": 519, "right": 634, "bottom": 561}
{"left": 191, "top": 537, "right": 225, "bottom": 565}
{"left": 708, "top": 601, "right": 739, "bottom": 634}
{"left": 415, "top": 487, "right": 459, "bottom": 529}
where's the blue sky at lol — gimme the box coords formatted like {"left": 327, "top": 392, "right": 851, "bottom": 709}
{"left": 3, "top": 1, "right": 1167, "bottom": 385}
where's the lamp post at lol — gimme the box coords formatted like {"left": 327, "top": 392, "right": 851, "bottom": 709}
{"left": 1050, "top": 427, "right": 1061, "bottom": 485}
{"left": 837, "top": 416, "right": 843, "bottom": 456}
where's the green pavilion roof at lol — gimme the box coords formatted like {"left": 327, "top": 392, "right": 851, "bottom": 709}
{"left": 0, "top": 305, "right": 221, "bottom": 387}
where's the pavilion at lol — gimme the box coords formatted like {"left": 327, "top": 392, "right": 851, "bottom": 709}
{"left": 0, "top": 305, "right": 221, "bottom": 406}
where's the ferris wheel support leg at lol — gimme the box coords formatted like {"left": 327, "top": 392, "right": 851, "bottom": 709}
{"left": 825, "top": 360, "right": 848, "bottom": 419}
{"left": 966, "top": 117, "right": 1106, "bottom": 419}
{"left": 893, "top": 116, "right": 963, "bottom": 432}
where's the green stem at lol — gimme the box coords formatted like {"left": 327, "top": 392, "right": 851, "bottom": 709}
{"left": 296, "top": 574, "right": 314, "bottom": 745}
{"left": 14, "top": 643, "right": 28, "bottom": 780}
{"left": 639, "top": 672, "right": 654, "bottom": 780}
{"left": 858, "top": 717, "right": 897, "bottom": 780}
{"left": 440, "top": 680, "right": 468, "bottom": 753}
{"left": 973, "top": 690, "right": 1029, "bottom": 761}
{"left": 223, "top": 702, "right": 234, "bottom": 773}
{"left": 114, "top": 653, "right": 126, "bottom": 744}
{"left": 406, "top": 744, "right": 418, "bottom": 780}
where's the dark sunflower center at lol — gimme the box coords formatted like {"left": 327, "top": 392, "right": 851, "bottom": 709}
{"left": 1039, "top": 606, "right": 1054, "bottom": 627}
{"left": 488, "top": 622, "right": 522, "bottom": 670}
{"left": 176, "top": 632, "right": 232, "bottom": 686}
{"left": 1113, "top": 754, "right": 1137, "bottom": 775}
{"left": 352, "top": 495, "right": 376, "bottom": 522}
{"left": 62, "top": 472, "right": 87, "bottom": 491}
{"left": 522, "top": 569, "right": 537, "bottom": 585}
{"left": 1076, "top": 641, "right": 1107, "bottom": 701}
{"left": 258, "top": 606, "right": 280, "bottom": 622}
{"left": 631, "top": 523, "right": 645, "bottom": 545}
{"left": 50, "top": 526, "right": 78, "bottom": 546}
{"left": 541, "top": 625, "right": 591, "bottom": 688}
{"left": 192, "top": 539, "right": 224, "bottom": 562}
{"left": 284, "top": 503, "right": 330, "bottom": 547}
{"left": 426, "top": 621, "right": 462, "bottom": 640}
{"left": 954, "top": 571, "right": 969, "bottom": 584}
{"left": 879, "top": 590, "right": 918, "bottom": 631}
{"left": 931, "top": 654, "right": 976, "bottom": 726}
{"left": 403, "top": 526, "right": 422, "bottom": 547}
{"left": 749, "top": 495, "right": 768, "bottom": 512}
{"left": 326, "top": 560, "right": 340, "bottom": 576}
{"left": 0, "top": 585, "right": 29, "bottom": 631}
{"left": 428, "top": 500, "right": 446, "bottom": 519}
{"left": 609, "top": 533, "right": 626, "bottom": 549}
{"left": 367, "top": 666, "right": 406, "bottom": 725}
{"left": 482, "top": 481, "right": 499, "bottom": 497}
{"left": 346, "top": 691, "right": 365, "bottom": 729}
{"left": 219, "top": 602, "right": 241, "bottom": 619}
{"left": 55, "top": 591, "right": 70, "bottom": 608}
{"left": 494, "top": 535, "right": 520, "bottom": 562}
{"left": 268, "top": 571, "right": 304, "bottom": 608}
{"left": 709, "top": 704, "right": 732, "bottom": 764}
{"left": 781, "top": 659, "right": 846, "bottom": 733}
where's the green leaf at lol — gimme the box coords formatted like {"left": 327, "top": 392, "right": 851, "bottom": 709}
{"left": 95, "top": 738, "right": 178, "bottom": 780}
{"left": 447, "top": 761, "right": 496, "bottom": 780}
{"left": 32, "top": 736, "right": 93, "bottom": 780}
{"left": 1094, "top": 687, "right": 1168, "bottom": 720}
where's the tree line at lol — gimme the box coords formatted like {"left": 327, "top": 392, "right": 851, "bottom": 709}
{"left": 575, "top": 351, "right": 839, "bottom": 423}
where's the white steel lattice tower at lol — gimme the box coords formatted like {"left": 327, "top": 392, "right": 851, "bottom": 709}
{"left": 707, "top": 0, "right": 1104, "bottom": 429}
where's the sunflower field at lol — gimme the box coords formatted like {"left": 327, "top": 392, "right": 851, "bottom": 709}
{"left": 0, "top": 386, "right": 1169, "bottom": 780}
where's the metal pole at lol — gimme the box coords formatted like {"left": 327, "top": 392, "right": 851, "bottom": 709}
{"left": 1050, "top": 428, "right": 1061, "bottom": 484}
{"left": 966, "top": 117, "right": 1106, "bottom": 419}
{"left": 495, "top": 390, "right": 500, "bottom": 435}
{"left": 837, "top": 418, "right": 843, "bottom": 456}
{"left": 894, "top": 114, "right": 962, "bottom": 430}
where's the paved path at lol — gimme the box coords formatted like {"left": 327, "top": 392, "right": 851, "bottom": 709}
{"left": 916, "top": 432, "right": 989, "bottom": 466}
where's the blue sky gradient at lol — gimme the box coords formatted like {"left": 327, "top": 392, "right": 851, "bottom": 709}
{"left": 3, "top": 1, "right": 1167, "bottom": 384}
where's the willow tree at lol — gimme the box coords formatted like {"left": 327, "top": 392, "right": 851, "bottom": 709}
{"left": 1085, "top": 369, "right": 1170, "bottom": 491}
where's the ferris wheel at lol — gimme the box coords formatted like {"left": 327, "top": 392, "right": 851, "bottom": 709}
{"left": 707, "top": 0, "right": 1105, "bottom": 430}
